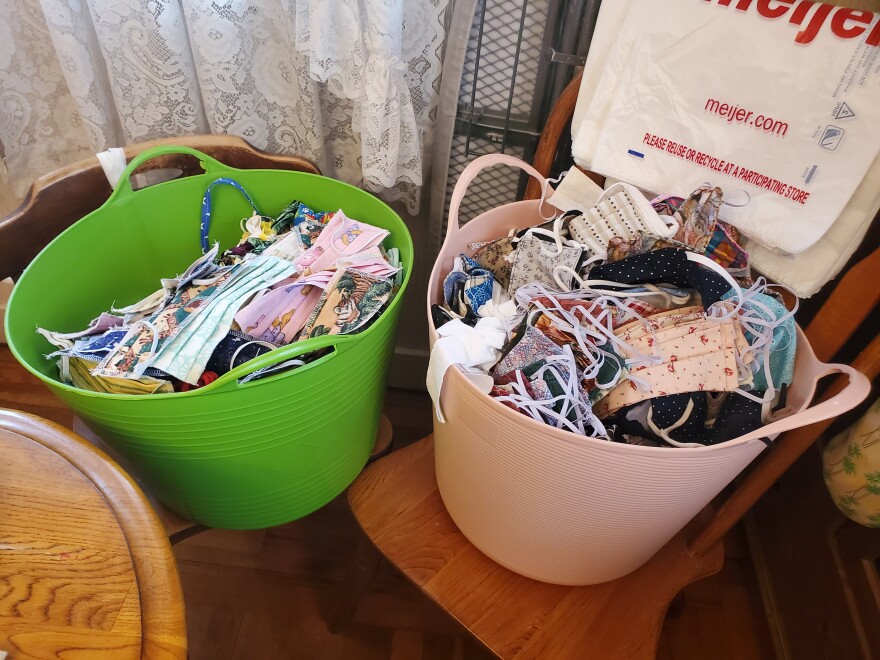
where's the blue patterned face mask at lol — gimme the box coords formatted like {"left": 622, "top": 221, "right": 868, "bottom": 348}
{"left": 94, "top": 256, "right": 295, "bottom": 384}
{"left": 148, "top": 256, "right": 296, "bottom": 384}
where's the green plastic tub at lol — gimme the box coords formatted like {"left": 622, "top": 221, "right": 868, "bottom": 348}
{"left": 4, "top": 146, "right": 412, "bottom": 529}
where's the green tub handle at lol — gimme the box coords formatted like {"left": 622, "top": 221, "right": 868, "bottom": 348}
{"left": 203, "top": 332, "right": 362, "bottom": 394}
{"left": 104, "top": 145, "right": 234, "bottom": 203}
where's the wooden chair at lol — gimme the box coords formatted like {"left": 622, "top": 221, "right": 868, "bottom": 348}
{"left": 0, "top": 409, "right": 187, "bottom": 658}
{"left": 0, "top": 134, "right": 394, "bottom": 542}
{"left": 340, "top": 74, "right": 880, "bottom": 658}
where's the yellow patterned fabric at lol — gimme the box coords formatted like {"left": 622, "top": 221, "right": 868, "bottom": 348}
{"left": 824, "top": 397, "right": 880, "bottom": 528}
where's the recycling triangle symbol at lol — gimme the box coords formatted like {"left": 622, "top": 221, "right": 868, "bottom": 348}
{"left": 834, "top": 102, "right": 855, "bottom": 120}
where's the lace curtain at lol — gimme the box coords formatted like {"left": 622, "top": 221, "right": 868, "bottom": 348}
{"left": 0, "top": 0, "right": 447, "bottom": 214}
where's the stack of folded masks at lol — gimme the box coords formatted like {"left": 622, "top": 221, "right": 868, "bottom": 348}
{"left": 39, "top": 198, "right": 404, "bottom": 395}
{"left": 430, "top": 181, "right": 797, "bottom": 447}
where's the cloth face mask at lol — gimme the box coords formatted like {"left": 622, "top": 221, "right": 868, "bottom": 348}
{"left": 569, "top": 183, "right": 678, "bottom": 257}
{"left": 458, "top": 254, "right": 495, "bottom": 311}
{"left": 234, "top": 270, "right": 335, "bottom": 345}
{"left": 152, "top": 257, "right": 296, "bottom": 384}
{"left": 94, "top": 267, "right": 239, "bottom": 379}
{"left": 507, "top": 234, "right": 584, "bottom": 294}
{"left": 723, "top": 290, "right": 796, "bottom": 392}
{"left": 469, "top": 235, "right": 515, "bottom": 289}
{"left": 590, "top": 247, "right": 733, "bottom": 308}
{"left": 673, "top": 185, "right": 723, "bottom": 253}
{"left": 294, "top": 211, "right": 389, "bottom": 274}
{"left": 262, "top": 230, "right": 305, "bottom": 262}
{"left": 614, "top": 306, "right": 707, "bottom": 344}
{"left": 204, "top": 330, "right": 277, "bottom": 377}
{"left": 37, "top": 313, "right": 124, "bottom": 350}
{"left": 492, "top": 323, "right": 563, "bottom": 378}
{"left": 67, "top": 356, "right": 173, "bottom": 395}
{"left": 673, "top": 186, "right": 750, "bottom": 271}
{"left": 596, "top": 318, "right": 742, "bottom": 418}
{"left": 545, "top": 166, "right": 604, "bottom": 213}
{"left": 271, "top": 200, "right": 334, "bottom": 235}
{"left": 299, "top": 268, "right": 394, "bottom": 339}
{"left": 530, "top": 312, "right": 625, "bottom": 402}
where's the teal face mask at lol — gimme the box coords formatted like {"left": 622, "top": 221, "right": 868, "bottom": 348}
{"left": 723, "top": 290, "right": 796, "bottom": 393}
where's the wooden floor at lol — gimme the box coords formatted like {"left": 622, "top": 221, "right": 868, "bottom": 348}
{"left": 0, "top": 345, "right": 775, "bottom": 659}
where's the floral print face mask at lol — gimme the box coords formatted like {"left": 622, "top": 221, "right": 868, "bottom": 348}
{"left": 469, "top": 235, "right": 515, "bottom": 289}
{"left": 507, "top": 234, "right": 584, "bottom": 294}
{"left": 595, "top": 315, "right": 746, "bottom": 418}
{"left": 295, "top": 211, "right": 389, "bottom": 275}
{"left": 299, "top": 268, "right": 394, "bottom": 339}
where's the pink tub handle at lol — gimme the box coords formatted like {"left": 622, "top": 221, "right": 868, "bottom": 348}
{"left": 744, "top": 363, "right": 870, "bottom": 441}
{"left": 445, "top": 154, "right": 550, "bottom": 246}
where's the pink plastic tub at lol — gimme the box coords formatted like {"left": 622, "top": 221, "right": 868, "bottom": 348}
{"left": 427, "top": 154, "right": 870, "bottom": 585}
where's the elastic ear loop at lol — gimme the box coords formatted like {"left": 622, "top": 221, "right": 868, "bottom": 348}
{"left": 543, "top": 351, "right": 609, "bottom": 437}
{"left": 239, "top": 358, "right": 306, "bottom": 384}
{"left": 521, "top": 284, "right": 659, "bottom": 372}
{"left": 567, "top": 299, "right": 658, "bottom": 372}
{"left": 524, "top": 210, "right": 586, "bottom": 257}
{"left": 516, "top": 284, "right": 655, "bottom": 391}
{"left": 723, "top": 190, "right": 752, "bottom": 208}
{"left": 546, "top": 171, "right": 566, "bottom": 187}
{"left": 497, "top": 349, "right": 608, "bottom": 437}
{"left": 537, "top": 173, "right": 562, "bottom": 221}
{"left": 230, "top": 340, "right": 278, "bottom": 371}
{"left": 687, "top": 252, "right": 745, "bottom": 320}
{"left": 531, "top": 295, "right": 656, "bottom": 383}
{"left": 646, "top": 399, "right": 705, "bottom": 448}
{"left": 495, "top": 363, "right": 574, "bottom": 431}
{"left": 201, "top": 178, "right": 261, "bottom": 254}
{"left": 552, "top": 258, "right": 605, "bottom": 290}
{"left": 526, "top": 304, "right": 606, "bottom": 382}
{"left": 550, "top": 287, "right": 670, "bottom": 370}
{"left": 551, "top": 266, "right": 662, "bottom": 294}
{"left": 525, "top": 286, "right": 616, "bottom": 364}
{"left": 535, "top": 356, "right": 588, "bottom": 434}
{"left": 518, "top": 287, "right": 616, "bottom": 390}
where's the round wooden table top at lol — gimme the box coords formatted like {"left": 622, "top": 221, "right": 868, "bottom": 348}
{"left": 0, "top": 410, "right": 186, "bottom": 659}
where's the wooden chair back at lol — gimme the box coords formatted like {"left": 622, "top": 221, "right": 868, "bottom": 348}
{"left": 0, "top": 134, "right": 320, "bottom": 281}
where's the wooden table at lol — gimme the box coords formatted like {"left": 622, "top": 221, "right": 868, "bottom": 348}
{"left": 0, "top": 410, "right": 187, "bottom": 659}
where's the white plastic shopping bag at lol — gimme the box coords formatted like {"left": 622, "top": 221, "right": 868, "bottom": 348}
{"left": 573, "top": 0, "right": 880, "bottom": 256}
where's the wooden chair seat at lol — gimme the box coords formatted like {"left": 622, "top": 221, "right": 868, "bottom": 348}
{"left": 349, "top": 435, "right": 722, "bottom": 659}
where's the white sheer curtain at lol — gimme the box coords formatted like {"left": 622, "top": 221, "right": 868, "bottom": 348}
{"left": 0, "top": 0, "right": 447, "bottom": 214}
